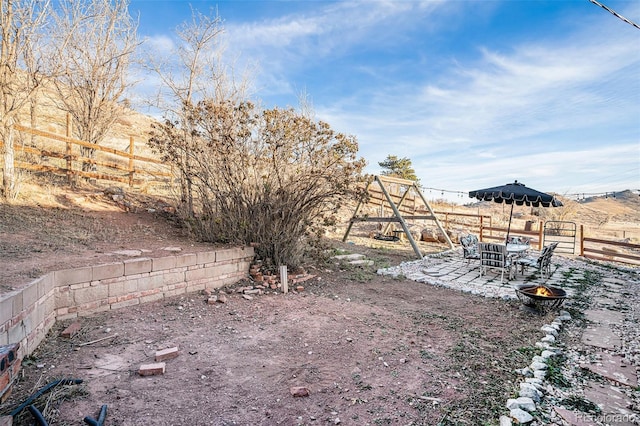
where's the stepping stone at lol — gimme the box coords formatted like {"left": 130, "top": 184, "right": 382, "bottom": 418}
{"left": 581, "top": 326, "right": 622, "bottom": 350}
{"left": 423, "top": 269, "right": 448, "bottom": 277}
{"left": 349, "top": 259, "right": 374, "bottom": 266}
{"left": 584, "top": 309, "right": 624, "bottom": 325}
{"left": 584, "top": 381, "right": 636, "bottom": 424}
{"left": 580, "top": 352, "right": 637, "bottom": 387}
{"left": 553, "top": 406, "right": 598, "bottom": 425}
{"left": 332, "top": 253, "right": 365, "bottom": 261}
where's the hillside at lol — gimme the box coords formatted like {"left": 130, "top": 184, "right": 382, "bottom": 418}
{"left": 2, "top": 176, "right": 638, "bottom": 294}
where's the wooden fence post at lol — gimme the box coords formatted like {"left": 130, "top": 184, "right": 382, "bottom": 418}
{"left": 479, "top": 216, "right": 484, "bottom": 242}
{"left": 538, "top": 221, "right": 543, "bottom": 250}
{"left": 580, "top": 224, "right": 585, "bottom": 256}
{"left": 66, "top": 113, "right": 73, "bottom": 186}
{"left": 129, "top": 136, "right": 135, "bottom": 187}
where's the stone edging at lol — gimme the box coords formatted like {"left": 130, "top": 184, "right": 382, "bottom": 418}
{"left": 500, "top": 311, "right": 572, "bottom": 425}
{"left": 0, "top": 246, "right": 254, "bottom": 360}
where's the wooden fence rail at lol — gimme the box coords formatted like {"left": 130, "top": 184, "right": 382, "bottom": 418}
{"left": 1, "top": 123, "right": 172, "bottom": 188}
{"left": 580, "top": 225, "right": 640, "bottom": 266}
{"left": 438, "top": 218, "right": 640, "bottom": 266}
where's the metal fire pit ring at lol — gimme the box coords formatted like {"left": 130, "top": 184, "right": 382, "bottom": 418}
{"left": 514, "top": 284, "right": 567, "bottom": 311}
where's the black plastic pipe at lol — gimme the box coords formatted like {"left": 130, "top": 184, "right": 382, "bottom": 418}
{"left": 84, "top": 404, "right": 108, "bottom": 426}
{"left": 27, "top": 405, "right": 49, "bottom": 426}
{"left": 9, "top": 378, "right": 83, "bottom": 417}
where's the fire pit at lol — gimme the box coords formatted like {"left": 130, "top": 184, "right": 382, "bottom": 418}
{"left": 514, "top": 284, "right": 567, "bottom": 311}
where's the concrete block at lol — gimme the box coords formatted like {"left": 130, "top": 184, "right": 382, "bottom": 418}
{"left": 0, "top": 298, "right": 11, "bottom": 326}
{"left": 124, "top": 258, "right": 152, "bottom": 275}
{"left": 217, "top": 246, "right": 253, "bottom": 262}
{"left": 43, "top": 272, "right": 55, "bottom": 295}
{"left": 137, "top": 274, "right": 165, "bottom": 292}
{"left": 8, "top": 317, "right": 31, "bottom": 343}
{"left": 93, "top": 263, "right": 125, "bottom": 281}
{"left": 11, "top": 292, "right": 23, "bottom": 318}
{"left": 152, "top": 256, "right": 176, "bottom": 272}
{"left": 196, "top": 251, "right": 217, "bottom": 265}
{"left": 159, "top": 271, "right": 185, "bottom": 286}
{"left": 185, "top": 267, "right": 211, "bottom": 282}
{"left": 175, "top": 253, "right": 197, "bottom": 268}
{"left": 54, "top": 266, "right": 93, "bottom": 286}
{"left": 54, "top": 288, "right": 73, "bottom": 310}
{"left": 74, "top": 284, "right": 109, "bottom": 306}
{"left": 21, "top": 283, "right": 38, "bottom": 310}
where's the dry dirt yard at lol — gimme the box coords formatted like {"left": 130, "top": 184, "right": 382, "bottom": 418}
{"left": 0, "top": 183, "right": 588, "bottom": 425}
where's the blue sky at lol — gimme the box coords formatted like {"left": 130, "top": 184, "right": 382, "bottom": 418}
{"left": 128, "top": 0, "right": 640, "bottom": 204}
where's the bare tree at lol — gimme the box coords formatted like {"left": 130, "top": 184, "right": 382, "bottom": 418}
{"left": 146, "top": 7, "right": 251, "bottom": 215}
{"left": 0, "top": 0, "right": 50, "bottom": 198}
{"left": 149, "top": 100, "right": 367, "bottom": 268}
{"left": 50, "top": 0, "right": 140, "bottom": 173}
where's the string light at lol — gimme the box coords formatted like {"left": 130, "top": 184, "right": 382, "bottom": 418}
{"left": 421, "top": 186, "right": 639, "bottom": 201}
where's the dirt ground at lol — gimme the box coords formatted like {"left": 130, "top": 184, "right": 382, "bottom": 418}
{"left": 0, "top": 183, "right": 635, "bottom": 425}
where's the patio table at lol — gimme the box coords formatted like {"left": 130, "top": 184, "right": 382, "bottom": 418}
{"left": 506, "top": 243, "right": 530, "bottom": 258}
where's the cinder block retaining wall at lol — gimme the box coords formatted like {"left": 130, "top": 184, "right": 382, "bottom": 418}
{"left": 0, "top": 246, "right": 254, "bottom": 359}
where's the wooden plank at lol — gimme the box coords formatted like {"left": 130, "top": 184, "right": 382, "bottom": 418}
{"left": 583, "top": 237, "right": 640, "bottom": 250}
{"left": 13, "top": 124, "right": 165, "bottom": 165}
{"left": 583, "top": 247, "right": 640, "bottom": 262}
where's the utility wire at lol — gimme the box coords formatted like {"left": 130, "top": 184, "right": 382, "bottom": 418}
{"left": 588, "top": 0, "right": 640, "bottom": 30}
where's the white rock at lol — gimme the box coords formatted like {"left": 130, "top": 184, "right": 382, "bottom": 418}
{"left": 541, "top": 326, "right": 558, "bottom": 336}
{"left": 519, "top": 383, "right": 542, "bottom": 402}
{"left": 333, "top": 253, "right": 365, "bottom": 261}
{"left": 530, "top": 361, "right": 547, "bottom": 370}
{"left": 540, "top": 350, "right": 557, "bottom": 359}
{"left": 499, "top": 415, "right": 513, "bottom": 426}
{"left": 506, "top": 396, "right": 536, "bottom": 412}
{"left": 541, "top": 335, "right": 556, "bottom": 343}
{"left": 510, "top": 408, "right": 534, "bottom": 424}
{"left": 525, "top": 377, "right": 543, "bottom": 388}
{"left": 533, "top": 369, "right": 546, "bottom": 380}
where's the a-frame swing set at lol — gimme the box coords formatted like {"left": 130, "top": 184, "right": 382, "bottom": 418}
{"left": 342, "top": 175, "right": 454, "bottom": 259}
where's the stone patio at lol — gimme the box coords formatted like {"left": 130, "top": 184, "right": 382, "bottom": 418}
{"left": 378, "top": 248, "right": 640, "bottom": 425}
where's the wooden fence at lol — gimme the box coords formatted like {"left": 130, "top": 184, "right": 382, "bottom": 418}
{"left": 437, "top": 215, "right": 640, "bottom": 266}
{"left": 580, "top": 225, "right": 640, "bottom": 266}
{"left": 0, "top": 122, "right": 172, "bottom": 188}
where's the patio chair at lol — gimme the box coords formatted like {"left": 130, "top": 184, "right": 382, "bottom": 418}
{"left": 460, "top": 234, "right": 480, "bottom": 263}
{"left": 514, "top": 242, "right": 559, "bottom": 278}
{"left": 478, "top": 242, "right": 514, "bottom": 283}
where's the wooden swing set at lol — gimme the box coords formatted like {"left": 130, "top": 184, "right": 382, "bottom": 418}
{"left": 342, "top": 175, "right": 454, "bottom": 258}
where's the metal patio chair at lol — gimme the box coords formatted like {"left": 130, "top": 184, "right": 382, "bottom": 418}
{"left": 460, "top": 234, "right": 480, "bottom": 264}
{"left": 478, "top": 242, "right": 514, "bottom": 283}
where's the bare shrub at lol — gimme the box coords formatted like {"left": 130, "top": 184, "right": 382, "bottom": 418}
{"left": 149, "top": 100, "right": 367, "bottom": 269}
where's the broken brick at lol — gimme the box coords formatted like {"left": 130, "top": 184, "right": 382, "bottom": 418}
{"left": 60, "top": 322, "right": 81, "bottom": 338}
{"left": 139, "top": 362, "right": 166, "bottom": 376}
{"left": 290, "top": 386, "right": 310, "bottom": 397}
{"left": 155, "top": 347, "right": 179, "bottom": 362}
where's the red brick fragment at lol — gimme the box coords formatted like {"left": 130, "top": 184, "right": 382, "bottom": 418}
{"left": 155, "top": 347, "right": 179, "bottom": 362}
{"left": 290, "top": 386, "right": 310, "bottom": 397}
{"left": 60, "top": 322, "right": 81, "bottom": 338}
{"left": 138, "top": 362, "right": 166, "bottom": 376}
